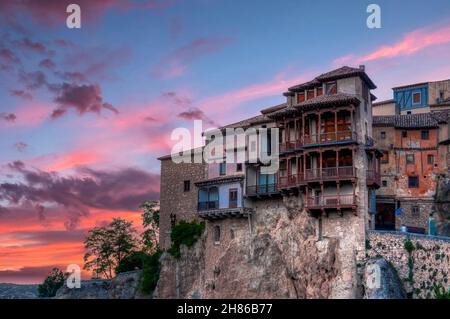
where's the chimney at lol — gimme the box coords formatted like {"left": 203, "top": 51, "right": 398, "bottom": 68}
{"left": 359, "top": 65, "right": 365, "bottom": 71}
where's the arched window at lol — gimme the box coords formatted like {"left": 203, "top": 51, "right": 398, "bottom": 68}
{"left": 213, "top": 225, "right": 221, "bottom": 243}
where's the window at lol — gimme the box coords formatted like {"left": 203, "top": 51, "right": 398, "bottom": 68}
{"left": 236, "top": 163, "right": 243, "bottom": 172}
{"left": 411, "top": 206, "right": 420, "bottom": 216}
{"left": 170, "top": 213, "right": 177, "bottom": 228}
{"left": 382, "top": 180, "right": 387, "bottom": 187}
{"left": 213, "top": 225, "right": 221, "bottom": 243}
{"left": 307, "top": 89, "right": 315, "bottom": 100}
{"left": 408, "top": 176, "right": 419, "bottom": 188}
{"left": 402, "top": 131, "right": 408, "bottom": 138}
{"left": 427, "top": 154, "right": 434, "bottom": 165}
{"left": 407, "top": 111, "right": 412, "bottom": 115}
{"left": 325, "top": 81, "right": 337, "bottom": 95}
{"left": 406, "top": 154, "right": 415, "bottom": 164}
{"left": 229, "top": 188, "right": 238, "bottom": 208}
{"left": 421, "top": 130, "right": 429, "bottom": 140}
{"left": 381, "top": 151, "right": 389, "bottom": 164}
{"left": 297, "top": 92, "right": 305, "bottom": 103}
{"left": 183, "top": 180, "right": 190, "bottom": 192}
{"left": 219, "top": 162, "right": 226, "bottom": 175}
{"left": 316, "top": 87, "right": 323, "bottom": 96}
{"left": 380, "top": 131, "right": 386, "bottom": 139}
{"left": 412, "top": 92, "right": 421, "bottom": 105}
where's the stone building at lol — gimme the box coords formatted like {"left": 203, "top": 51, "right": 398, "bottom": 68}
{"left": 372, "top": 113, "right": 447, "bottom": 233}
{"left": 157, "top": 66, "right": 382, "bottom": 297}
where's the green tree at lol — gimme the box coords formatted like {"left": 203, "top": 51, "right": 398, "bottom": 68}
{"left": 38, "top": 268, "right": 65, "bottom": 298}
{"left": 140, "top": 200, "right": 160, "bottom": 254}
{"left": 83, "top": 218, "right": 138, "bottom": 279}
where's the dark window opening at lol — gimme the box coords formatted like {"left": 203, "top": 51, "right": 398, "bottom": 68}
{"left": 427, "top": 154, "right": 434, "bottom": 165}
{"left": 213, "top": 225, "right": 221, "bottom": 242}
{"left": 170, "top": 213, "right": 177, "bottom": 229}
{"left": 402, "top": 131, "right": 408, "bottom": 138}
{"left": 421, "top": 130, "right": 429, "bottom": 140}
{"left": 219, "top": 163, "right": 226, "bottom": 175}
{"left": 408, "top": 176, "right": 419, "bottom": 188}
{"left": 229, "top": 188, "right": 238, "bottom": 208}
{"left": 380, "top": 131, "right": 386, "bottom": 139}
{"left": 406, "top": 154, "right": 415, "bottom": 164}
{"left": 411, "top": 206, "right": 420, "bottom": 216}
{"left": 236, "top": 163, "right": 243, "bottom": 172}
{"left": 381, "top": 151, "right": 389, "bottom": 164}
{"left": 183, "top": 180, "right": 190, "bottom": 192}
{"left": 382, "top": 180, "right": 387, "bottom": 187}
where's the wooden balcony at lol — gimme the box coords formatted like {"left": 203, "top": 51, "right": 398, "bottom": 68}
{"left": 304, "top": 166, "right": 355, "bottom": 182}
{"left": 366, "top": 170, "right": 381, "bottom": 187}
{"left": 279, "top": 140, "right": 301, "bottom": 153}
{"left": 303, "top": 131, "right": 357, "bottom": 146}
{"left": 246, "top": 183, "right": 279, "bottom": 197}
{"left": 305, "top": 194, "right": 356, "bottom": 210}
{"left": 198, "top": 200, "right": 219, "bottom": 211}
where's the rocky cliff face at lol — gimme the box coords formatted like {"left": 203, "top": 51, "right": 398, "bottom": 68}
{"left": 434, "top": 176, "right": 450, "bottom": 236}
{"left": 55, "top": 270, "right": 148, "bottom": 299}
{"left": 154, "top": 198, "right": 359, "bottom": 299}
{"left": 0, "top": 284, "right": 38, "bottom": 299}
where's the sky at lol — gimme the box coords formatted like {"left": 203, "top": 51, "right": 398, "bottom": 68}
{"left": 1, "top": 0, "right": 450, "bottom": 284}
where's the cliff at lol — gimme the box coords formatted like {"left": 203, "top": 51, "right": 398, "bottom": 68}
{"left": 435, "top": 176, "right": 450, "bottom": 236}
{"left": 154, "top": 198, "right": 359, "bottom": 299}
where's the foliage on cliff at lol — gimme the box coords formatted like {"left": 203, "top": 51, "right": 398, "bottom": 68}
{"left": 167, "top": 220, "right": 205, "bottom": 258}
{"left": 38, "top": 268, "right": 65, "bottom": 298}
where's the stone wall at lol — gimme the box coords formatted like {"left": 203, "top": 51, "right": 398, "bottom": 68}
{"left": 367, "top": 230, "right": 450, "bottom": 299}
{"left": 159, "top": 157, "right": 206, "bottom": 249}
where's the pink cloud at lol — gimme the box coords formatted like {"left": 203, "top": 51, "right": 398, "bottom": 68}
{"left": 335, "top": 23, "right": 450, "bottom": 65}
{"left": 153, "top": 37, "right": 233, "bottom": 79}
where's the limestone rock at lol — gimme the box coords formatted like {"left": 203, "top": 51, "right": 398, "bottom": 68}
{"left": 363, "top": 258, "right": 406, "bottom": 299}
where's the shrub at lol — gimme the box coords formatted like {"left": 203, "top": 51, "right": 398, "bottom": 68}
{"left": 116, "top": 251, "right": 150, "bottom": 274}
{"left": 404, "top": 239, "right": 415, "bottom": 254}
{"left": 365, "top": 239, "right": 372, "bottom": 250}
{"left": 140, "top": 250, "right": 162, "bottom": 294}
{"left": 38, "top": 268, "right": 65, "bottom": 298}
{"left": 434, "top": 285, "right": 450, "bottom": 299}
{"left": 168, "top": 220, "right": 205, "bottom": 258}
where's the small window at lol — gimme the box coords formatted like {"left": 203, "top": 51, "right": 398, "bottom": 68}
{"left": 421, "top": 130, "right": 429, "bottom": 140}
{"left": 307, "top": 89, "right": 315, "bottom": 100}
{"left": 316, "top": 87, "right": 323, "bottom": 96}
{"left": 402, "top": 131, "right": 408, "bottom": 138}
{"left": 406, "top": 154, "right": 415, "bottom": 164}
{"left": 183, "top": 180, "right": 190, "bottom": 192}
{"left": 170, "top": 213, "right": 177, "bottom": 229}
{"left": 382, "top": 180, "right": 387, "bottom": 187}
{"left": 407, "top": 111, "right": 412, "bottom": 115}
{"left": 411, "top": 206, "right": 420, "bottom": 216}
{"left": 236, "top": 163, "right": 243, "bottom": 172}
{"left": 380, "top": 131, "right": 386, "bottom": 139}
{"left": 297, "top": 92, "right": 305, "bottom": 103}
{"left": 408, "top": 176, "right": 419, "bottom": 188}
{"left": 412, "top": 92, "right": 421, "bottom": 105}
{"left": 213, "top": 225, "right": 221, "bottom": 243}
{"left": 325, "top": 81, "right": 337, "bottom": 95}
{"left": 219, "top": 163, "right": 226, "bottom": 175}
{"left": 427, "top": 154, "right": 434, "bottom": 165}
{"left": 381, "top": 151, "right": 389, "bottom": 164}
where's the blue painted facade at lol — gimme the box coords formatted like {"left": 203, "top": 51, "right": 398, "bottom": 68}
{"left": 393, "top": 84, "right": 428, "bottom": 112}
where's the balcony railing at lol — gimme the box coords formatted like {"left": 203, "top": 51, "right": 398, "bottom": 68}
{"left": 246, "top": 183, "right": 278, "bottom": 196}
{"left": 366, "top": 170, "right": 381, "bottom": 186}
{"left": 303, "top": 131, "right": 356, "bottom": 145}
{"left": 305, "top": 195, "right": 356, "bottom": 209}
{"left": 198, "top": 200, "right": 219, "bottom": 211}
{"left": 304, "top": 166, "right": 355, "bottom": 182}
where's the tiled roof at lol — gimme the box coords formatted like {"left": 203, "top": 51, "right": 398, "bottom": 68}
{"left": 372, "top": 99, "right": 395, "bottom": 107}
{"left": 220, "top": 114, "right": 271, "bottom": 129}
{"left": 372, "top": 116, "right": 395, "bottom": 126}
{"left": 392, "top": 82, "right": 428, "bottom": 90}
{"left": 373, "top": 113, "right": 439, "bottom": 128}
{"left": 157, "top": 146, "right": 204, "bottom": 161}
{"left": 395, "top": 113, "right": 438, "bottom": 128}
{"left": 268, "top": 93, "right": 360, "bottom": 118}
{"left": 260, "top": 103, "right": 287, "bottom": 114}
{"left": 287, "top": 66, "right": 377, "bottom": 92}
